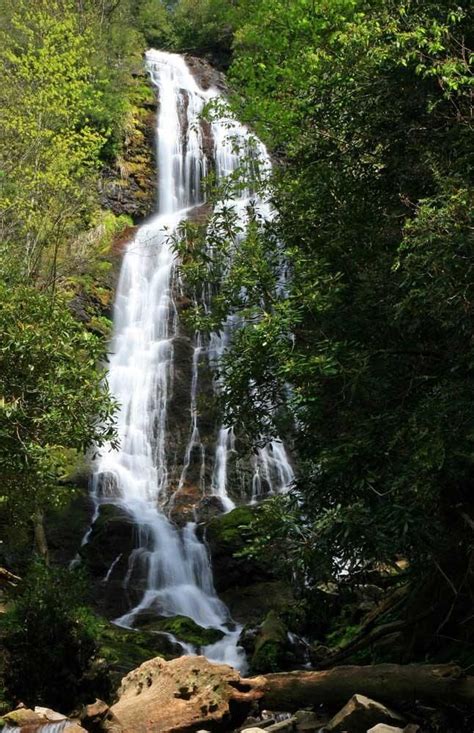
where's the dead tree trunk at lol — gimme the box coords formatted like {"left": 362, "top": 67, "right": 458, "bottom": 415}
{"left": 254, "top": 663, "right": 474, "bottom": 710}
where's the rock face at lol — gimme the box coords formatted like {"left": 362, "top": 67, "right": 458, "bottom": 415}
{"left": 326, "top": 694, "right": 405, "bottom": 733}
{"left": 104, "top": 655, "right": 262, "bottom": 733}
{"left": 205, "top": 506, "right": 275, "bottom": 593}
{"left": 99, "top": 72, "right": 157, "bottom": 221}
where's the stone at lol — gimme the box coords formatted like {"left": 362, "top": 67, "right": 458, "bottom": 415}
{"left": 135, "top": 614, "right": 225, "bottom": 648}
{"left": 3, "top": 708, "right": 48, "bottom": 726}
{"left": 266, "top": 719, "right": 297, "bottom": 733}
{"left": 107, "top": 655, "right": 262, "bottom": 733}
{"left": 241, "top": 729, "right": 267, "bottom": 733}
{"left": 250, "top": 611, "right": 289, "bottom": 674}
{"left": 34, "top": 706, "right": 67, "bottom": 721}
{"left": 367, "top": 727, "right": 405, "bottom": 733}
{"left": 326, "top": 695, "right": 405, "bottom": 733}
{"left": 205, "top": 506, "right": 275, "bottom": 592}
{"left": 85, "top": 698, "right": 109, "bottom": 719}
{"left": 295, "top": 709, "right": 323, "bottom": 731}
{"left": 240, "top": 718, "right": 276, "bottom": 731}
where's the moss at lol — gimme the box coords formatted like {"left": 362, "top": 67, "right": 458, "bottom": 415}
{"left": 326, "top": 622, "right": 361, "bottom": 649}
{"left": 143, "top": 615, "right": 225, "bottom": 647}
{"left": 206, "top": 505, "right": 256, "bottom": 549}
{"left": 251, "top": 610, "right": 288, "bottom": 674}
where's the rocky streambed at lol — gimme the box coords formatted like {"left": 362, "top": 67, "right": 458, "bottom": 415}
{"left": 2, "top": 654, "right": 472, "bottom": 733}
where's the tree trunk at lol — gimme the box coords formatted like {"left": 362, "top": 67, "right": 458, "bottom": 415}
{"left": 252, "top": 663, "right": 474, "bottom": 710}
{"left": 33, "top": 509, "right": 49, "bottom": 564}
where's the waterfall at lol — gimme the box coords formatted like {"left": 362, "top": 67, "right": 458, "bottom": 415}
{"left": 89, "top": 50, "right": 293, "bottom": 667}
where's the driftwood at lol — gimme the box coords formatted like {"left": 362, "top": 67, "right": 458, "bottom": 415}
{"left": 256, "top": 663, "right": 474, "bottom": 710}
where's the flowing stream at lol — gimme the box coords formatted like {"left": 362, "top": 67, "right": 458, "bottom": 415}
{"left": 89, "top": 50, "right": 293, "bottom": 668}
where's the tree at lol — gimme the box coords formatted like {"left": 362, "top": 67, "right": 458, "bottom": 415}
{"left": 0, "top": 283, "right": 116, "bottom": 557}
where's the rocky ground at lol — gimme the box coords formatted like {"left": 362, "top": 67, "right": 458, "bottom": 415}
{"left": 1, "top": 654, "right": 472, "bottom": 732}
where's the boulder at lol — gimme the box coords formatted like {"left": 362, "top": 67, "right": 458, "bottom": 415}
{"left": 223, "top": 581, "right": 295, "bottom": 626}
{"left": 367, "top": 726, "right": 405, "bottom": 733}
{"left": 294, "top": 709, "right": 324, "bottom": 731}
{"left": 81, "top": 698, "right": 110, "bottom": 730}
{"left": 34, "top": 706, "right": 67, "bottom": 721}
{"left": 250, "top": 611, "right": 289, "bottom": 674}
{"left": 105, "top": 655, "right": 262, "bottom": 733}
{"left": 205, "top": 506, "right": 274, "bottom": 592}
{"left": 135, "top": 614, "right": 225, "bottom": 647}
{"left": 326, "top": 695, "right": 405, "bottom": 733}
{"left": 2, "top": 708, "right": 47, "bottom": 727}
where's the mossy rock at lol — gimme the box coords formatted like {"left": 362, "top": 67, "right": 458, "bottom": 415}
{"left": 205, "top": 506, "right": 276, "bottom": 591}
{"left": 96, "top": 621, "right": 181, "bottom": 695}
{"left": 46, "top": 489, "right": 94, "bottom": 567}
{"left": 206, "top": 505, "right": 256, "bottom": 549}
{"left": 250, "top": 610, "right": 289, "bottom": 674}
{"left": 137, "top": 615, "right": 224, "bottom": 647}
{"left": 221, "top": 580, "right": 295, "bottom": 626}
{"left": 79, "top": 503, "right": 136, "bottom": 578}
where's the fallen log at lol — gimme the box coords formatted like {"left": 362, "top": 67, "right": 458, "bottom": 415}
{"left": 104, "top": 657, "right": 474, "bottom": 732}
{"left": 258, "top": 663, "right": 474, "bottom": 710}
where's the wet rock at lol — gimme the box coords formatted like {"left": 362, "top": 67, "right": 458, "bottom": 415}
{"left": 168, "top": 483, "right": 203, "bottom": 526}
{"left": 97, "top": 621, "right": 181, "bottom": 691}
{"left": 250, "top": 611, "right": 288, "bottom": 674}
{"left": 326, "top": 695, "right": 405, "bottom": 733}
{"left": 99, "top": 83, "right": 157, "bottom": 222}
{"left": 185, "top": 55, "right": 227, "bottom": 92}
{"left": 294, "top": 709, "right": 324, "bottom": 732}
{"left": 266, "top": 718, "right": 297, "bottom": 733}
{"left": 195, "top": 495, "right": 226, "bottom": 524}
{"left": 205, "top": 506, "right": 274, "bottom": 592}
{"left": 135, "top": 614, "right": 225, "bottom": 647}
{"left": 222, "top": 581, "right": 295, "bottom": 626}
{"left": 46, "top": 489, "right": 94, "bottom": 566}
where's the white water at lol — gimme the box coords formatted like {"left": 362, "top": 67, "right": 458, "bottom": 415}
{"left": 89, "top": 50, "right": 293, "bottom": 668}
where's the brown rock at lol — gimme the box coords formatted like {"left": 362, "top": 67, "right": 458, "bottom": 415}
{"left": 107, "top": 655, "right": 263, "bottom": 733}
{"left": 3, "top": 708, "right": 48, "bottom": 727}
{"left": 326, "top": 694, "right": 405, "bottom": 733}
{"left": 34, "top": 706, "right": 67, "bottom": 722}
{"left": 86, "top": 699, "right": 109, "bottom": 717}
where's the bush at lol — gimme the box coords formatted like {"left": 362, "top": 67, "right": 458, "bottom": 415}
{"left": 1, "top": 561, "right": 102, "bottom": 711}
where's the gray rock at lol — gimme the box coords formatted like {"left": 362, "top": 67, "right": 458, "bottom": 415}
{"left": 266, "top": 718, "right": 297, "bottom": 733}
{"left": 326, "top": 694, "right": 405, "bottom": 733}
{"left": 367, "top": 726, "right": 404, "bottom": 733}
{"left": 295, "top": 709, "right": 323, "bottom": 731}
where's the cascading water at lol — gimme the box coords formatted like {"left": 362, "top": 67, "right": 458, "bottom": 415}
{"left": 88, "top": 50, "right": 293, "bottom": 668}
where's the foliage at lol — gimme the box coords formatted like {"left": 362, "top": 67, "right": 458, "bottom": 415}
{"left": 176, "top": 0, "right": 474, "bottom": 599}
{"left": 0, "top": 283, "right": 117, "bottom": 527}
{"left": 0, "top": 561, "right": 102, "bottom": 710}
